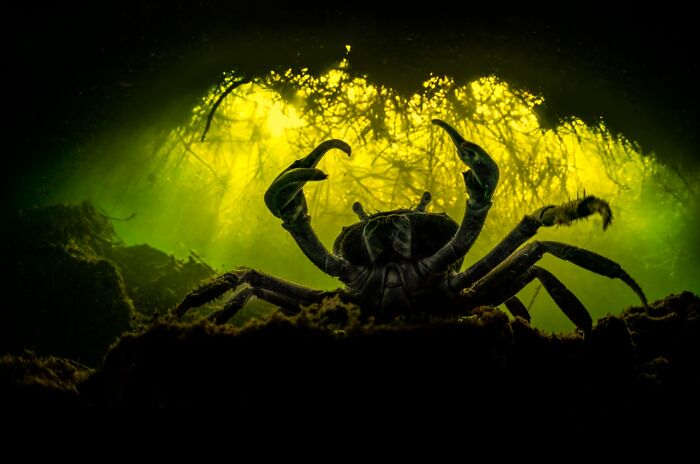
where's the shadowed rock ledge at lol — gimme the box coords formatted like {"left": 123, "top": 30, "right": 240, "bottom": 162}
{"left": 3, "top": 292, "right": 696, "bottom": 429}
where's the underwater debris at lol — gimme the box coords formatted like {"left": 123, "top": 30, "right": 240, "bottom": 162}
{"left": 0, "top": 353, "right": 90, "bottom": 408}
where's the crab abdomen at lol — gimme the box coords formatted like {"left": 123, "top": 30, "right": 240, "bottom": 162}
{"left": 344, "top": 259, "right": 459, "bottom": 320}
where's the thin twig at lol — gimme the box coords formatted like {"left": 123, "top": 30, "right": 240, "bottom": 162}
{"left": 100, "top": 212, "right": 137, "bottom": 221}
{"left": 527, "top": 284, "right": 543, "bottom": 311}
{"left": 178, "top": 136, "right": 225, "bottom": 185}
{"left": 201, "top": 76, "right": 251, "bottom": 142}
{"left": 668, "top": 161, "right": 696, "bottom": 194}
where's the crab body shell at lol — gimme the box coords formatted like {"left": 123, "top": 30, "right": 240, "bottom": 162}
{"left": 333, "top": 210, "right": 461, "bottom": 318}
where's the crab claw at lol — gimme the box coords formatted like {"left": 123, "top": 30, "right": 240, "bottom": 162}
{"left": 264, "top": 139, "right": 351, "bottom": 221}
{"left": 432, "top": 119, "right": 499, "bottom": 205}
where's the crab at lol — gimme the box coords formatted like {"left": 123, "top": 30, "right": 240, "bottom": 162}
{"left": 173, "top": 119, "right": 647, "bottom": 335}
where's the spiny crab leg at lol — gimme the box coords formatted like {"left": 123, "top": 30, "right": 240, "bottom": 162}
{"left": 535, "top": 196, "right": 613, "bottom": 230}
{"left": 431, "top": 119, "right": 500, "bottom": 205}
{"left": 264, "top": 139, "right": 351, "bottom": 220}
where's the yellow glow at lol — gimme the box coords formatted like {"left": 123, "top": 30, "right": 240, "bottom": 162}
{"left": 129, "top": 58, "right": 695, "bottom": 330}
{"left": 169, "top": 63, "right": 666, "bottom": 238}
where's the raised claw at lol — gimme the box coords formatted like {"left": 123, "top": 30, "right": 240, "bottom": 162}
{"left": 432, "top": 119, "right": 499, "bottom": 205}
{"left": 264, "top": 139, "right": 351, "bottom": 221}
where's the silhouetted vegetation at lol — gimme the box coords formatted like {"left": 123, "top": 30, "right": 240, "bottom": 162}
{"left": 0, "top": 202, "right": 214, "bottom": 365}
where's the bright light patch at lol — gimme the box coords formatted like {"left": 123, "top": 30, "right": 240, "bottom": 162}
{"left": 93, "top": 57, "right": 696, "bottom": 331}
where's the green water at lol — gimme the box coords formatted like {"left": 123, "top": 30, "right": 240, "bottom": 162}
{"left": 27, "top": 62, "right": 700, "bottom": 332}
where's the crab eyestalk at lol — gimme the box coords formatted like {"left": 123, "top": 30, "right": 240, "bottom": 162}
{"left": 431, "top": 119, "right": 499, "bottom": 206}
{"left": 416, "top": 191, "right": 432, "bottom": 212}
{"left": 264, "top": 139, "right": 351, "bottom": 221}
{"left": 353, "top": 201, "right": 369, "bottom": 220}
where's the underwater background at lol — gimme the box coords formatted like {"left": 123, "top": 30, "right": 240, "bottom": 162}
{"left": 2, "top": 7, "right": 698, "bottom": 417}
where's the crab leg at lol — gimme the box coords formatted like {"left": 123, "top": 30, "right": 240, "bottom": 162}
{"left": 450, "top": 195, "right": 616, "bottom": 290}
{"left": 466, "top": 265, "right": 593, "bottom": 334}
{"left": 464, "top": 240, "right": 647, "bottom": 309}
{"left": 264, "top": 140, "right": 363, "bottom": 283}
{"left": 504, "top": 296, "right": 531, "bottom": 322}
{"left": 173, "top": 267, "right": 332, "bottom": 318}
{"left": 419, "top": 120, "right": 500, "bottom": 276}
{"left": 207, "top": 287, "right": 332, "bottom": 325}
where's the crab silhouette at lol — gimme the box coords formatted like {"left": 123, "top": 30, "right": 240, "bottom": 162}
{"left": 174, "top": 119, "right": 646, "bottom": 335}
